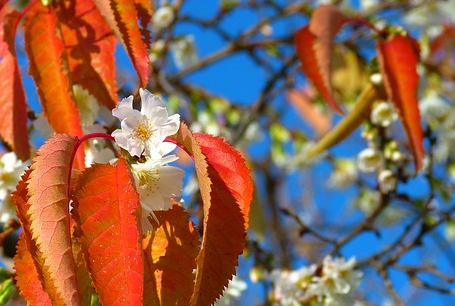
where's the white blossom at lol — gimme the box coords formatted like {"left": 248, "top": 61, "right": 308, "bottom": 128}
{"left": 360, "top": 0, "right": 378, "bottom": 12}
{"left": 377, "top": 169, "right": 396, "bottom": 193}
{"left": 171, "top": 35, "right": 198, "bottom": 69}
{"left": 0, "top": 152, "right": 28, "bottom": 201}
{"left": 132, "top": 155, "right": 185, "bottom": 228}
{"left": 83, "top": 124, "right": 116, "bottom": 167}
{"left": 215, "top": 276, "right": 247, "bottom": 306}
{"left": 308, "top": 256, "right": 363, "bottom": 306}
{"left": 73, "top": 84, "right": 99, "bottom": 126}
{"left": 270, "top": 265, "right": 317, "bottom": 305}
{"left": 357, "top": 148, "right": 383, "bottom": 173}
{"left": 0, "top": 195, "right": 17, "bottom": 224}
{"left": 419, "top": 90, "right": 449, "bottom": 126}
{"left": 111, "top": 88, "right": 180, "bottom": 158}
{"left": 328, "top": 159, "right": 358, "bottom": 189}
{"left": 370, "top": 102, "right": 398, "bottom": 127}
{"left": 33, "top": 112, "right": 54, "bottom": 139}
{"left": 369, "top": 73, "right": 382, "bottom": 85}
{"left": 152, "top": 6, "right": 174, "bottom": 30}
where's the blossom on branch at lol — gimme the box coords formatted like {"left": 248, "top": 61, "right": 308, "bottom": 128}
{"left": 112, "top": 88, "right": 180, "bottom": 158}
{"left": 0, "top": 152, "right": 28, "bottom": 201}
{"left": 132, "top": 155, "right": 185, "bottom": 227}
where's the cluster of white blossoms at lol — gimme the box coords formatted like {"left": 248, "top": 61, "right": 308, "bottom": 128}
{"left": 356, "top": 101, "right": 401, "bottom": 194}
{"left": 170, "top": 35, "right": 198, "bottom": 69}
{"left": 419, "top": 90, "right": 455, "bottom": 163}
{"left": 270, "top": 256, "right": 363, "bottom": 306}
{"left": 111, "top": 88, "right": 184, "bottom": 229}
{"left": 0, "top": 152, "right": 29, "bottom": 223}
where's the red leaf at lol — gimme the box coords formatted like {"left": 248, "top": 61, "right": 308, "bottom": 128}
{"left": 26, "top": 134, "right": 83, "bottom": 305}
{"left": 24, "top": 2, "right": 85, "bottom": 169}
{"left": 72, "top": 157, "right": 143, "bottom": 306}
{"left": 294, "top": 5, "right": 347, "bottom": 113}
{"left": 170, "top": 124, "right": 253, "bottom": 305}
{"left": 142, "top": 202, "right": 199, "bottom": 305}
{"left": 12, "top": 170, "right": 53, "bottom": 305}
{"left": 377, "top": 32, "right": 424, "bottom": 172}
{"left": 54, "top": 0, "right": 118, "bottom": 110}
{"left": 94, "top": 0, "right": 150, "bottom": 88}
{"left": 0, "top": 6, "right": 30, "bottom": 160}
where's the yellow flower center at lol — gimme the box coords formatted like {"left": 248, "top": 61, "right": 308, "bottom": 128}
{"left": 133, "top": 120, "right": 153, "bottom": 141}
{"left": 137, "top": 169, "right": 160, "bottom": 196}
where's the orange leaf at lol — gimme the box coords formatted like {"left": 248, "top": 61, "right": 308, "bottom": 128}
{"left": 294, "top": 5, "right": 347, "bottom": 113}
{"left": 0, "top": 6, "right": 30, "bottom": 160}
{"left": 14, "top": 234, "right": 53, "bottom": 306}
{"left": 286, "top": 88, "right": 332, "bottom": 137}
{"left": 54, "top": 0, "right": 118, "bottom": 110}
{"left": 377, "top": 32, "right": 424, "bottom": 172}
{"left": 26, "top": 134, "right": 82, "bottom": 305}
{"left": 94, "top": 0, "right": 150, "bottom": 88}
{"left": 133, "top": 0, "right": 154, "bottom": 49}
{"left": 12, "top": 170, "right": 53, "bottom": 305}
{"left": 24, "top": 2, "right": 84, "bottom": 169}
{"left": 170, "top": 123, "right": 253, "bottom": 305}
{"left": 142, "top": 202, "right": 199, "bottom": 305}
{"left": 72, "top": 157, "right": 143, "bottom": 306}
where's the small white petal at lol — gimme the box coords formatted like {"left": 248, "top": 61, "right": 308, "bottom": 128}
{"left": 112, "top": 96, "right": 134, "bottom": 121}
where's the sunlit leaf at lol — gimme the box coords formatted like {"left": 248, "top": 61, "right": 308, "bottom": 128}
{"left": 93, "top": 0, "right": 150, "bottom": 88}
{"left": 143, "top": 202, "right": 199, "bottom": 305}
{"left": 170, "top": 124, "right": 253, "bottom": 305}
{"left": 12, "top": 170, "right": 53, "bottom": 305}
{"left": 26, "top": 134, "right": 83, "bottom": 305}
{"left": 294, "top": 5, "right": 347, "bottom": 113}
{"left": 14, "top": 234, "right": 52, "bottom": 306}
{"left": 377, "top": 32, "right": 424, "bottom": 172}
{"left": 72, "top": 157, "right": 143, "bottom": 306}
{"left": 54, "top": 0, "right": 117, "bottom": 110}
{"left": 133, "top": 0, "right": 153, "bottom": 49}
{"left": 0, "top": 6, "right": 30, "bottom": 160}
{"left": 24, "top": 2, "right": 85, "bottom": 169}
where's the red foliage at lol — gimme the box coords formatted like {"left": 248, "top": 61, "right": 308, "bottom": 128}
{"left": 93, "top": 0, "right": 150, "bottom": 88}
{"left": 170, "top": 123, "right": 253, "bottom": 305}
{"left": 378, "top": 32, "right": 424, "bottom": 172}
{"left": 24, "top": 2, "right": 85, "bottom": 169}
{"left": 72, "top": 157, "right": 143, "bottom": 306}
{"left": 0, "top": 6, "right": 30, "bottom": 160}
{"left": 294, "top": 5, "right": 347, "bottom": 113}
{"left": 143, "top": 203, "right": 199, "bottom": 305}
{"left": 54, "top": 0, "right": 118, "bottom": 110}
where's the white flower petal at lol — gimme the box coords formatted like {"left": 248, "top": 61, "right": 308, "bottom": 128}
{"left": 140, "top": 88, "right": 163, "bottom": 115}
{"left": 112, "top": 96, "right": 134, "bottom": 121}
